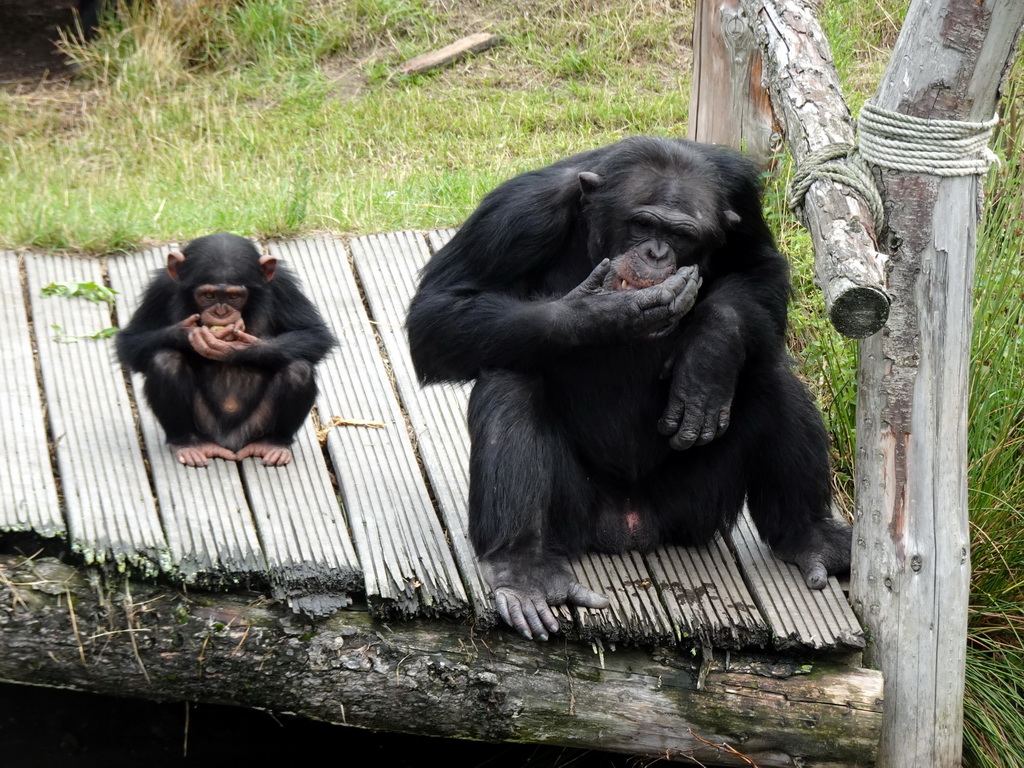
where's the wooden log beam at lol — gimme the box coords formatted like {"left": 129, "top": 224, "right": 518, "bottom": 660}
{"left": 848, "top": 2, "right": 1024, "bottom": 767}
{"left": 739, "top": 0, "right": 890, "bottom": 338}
{"left": 0, "top": 555, "right": 883, "bottom": 767}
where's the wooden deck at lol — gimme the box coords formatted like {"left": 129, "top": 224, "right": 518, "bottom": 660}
{"left": 1, "top": 232, "right": 864, "bottom": 652}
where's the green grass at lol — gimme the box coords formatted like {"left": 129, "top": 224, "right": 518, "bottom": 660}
{"left": 0, "top": 0, "right": 691, "bottom": 251}
{"left": 3, "top": 1, "right": 1024, "bottom": 764}
{"left": 821, "top": 0, "right": 909, "bottom": 111}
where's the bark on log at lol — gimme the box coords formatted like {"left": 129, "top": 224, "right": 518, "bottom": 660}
{"left": 689, "top": 0, "right": 779, "bottom": 167}
{"left": 848, "top": 2, "right": 1024, "bottom": 767}
{"left": 739, "top": 0, "right": 890, "bottom": 338}
{"left": 0, "top": 555, "right": 883, "bottom": 767}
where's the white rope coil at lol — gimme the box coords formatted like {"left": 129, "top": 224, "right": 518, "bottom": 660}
{"left": 858, "top": 102, "right": 1000, "bottom": 176}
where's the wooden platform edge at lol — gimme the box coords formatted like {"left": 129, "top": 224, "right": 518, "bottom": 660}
{"left": 0, "top": 554, "right": 883, "bottom": 768}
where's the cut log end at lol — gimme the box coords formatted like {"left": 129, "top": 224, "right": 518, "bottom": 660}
{"left": 829, "top": 285, "right": 890, "bottom": 338}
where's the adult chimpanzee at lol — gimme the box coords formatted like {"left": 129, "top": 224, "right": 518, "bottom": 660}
{"left": 117, "top": 233, "right": 335, "bottom": 468}
{"left": 407, "top": 136, "right": 852, "bottom": 640}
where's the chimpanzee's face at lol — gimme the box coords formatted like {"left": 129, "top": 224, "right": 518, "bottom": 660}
{"left": 583, "top": 165, "right": 726, "bottom": 292}
{"left": 192, "top": 284, "right": 249, "bottom": 328}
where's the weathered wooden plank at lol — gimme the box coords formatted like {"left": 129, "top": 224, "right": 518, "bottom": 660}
{"left": 729, "top": 510, "right": 864, "bottom": 650}
{"left": 0, "top": 554, "right": 885, "bottom": 768}
{"left": 271, "top": 236, "right": 468, "bottom": 619}
{"left": 5, "top": 237, "right": 867, "bottom": 651}
{"left": 24, "top": 254, "right": 165, "bottom": 572}
{"left": 348, "top": 230, "right": 491, "bottom": 620}
{"left": 0, "top": 253, "right": 63, "bottom": 538}
{"left": 239, "top": 422, "right": 362, "bottom": 616}
{"left": 565, "top": 552, "right": 676, "bottom": 644}
{"left": 108, "top": 248, "right": 266, "bottom": 586}
{"left": 424, "top": 229, "right": 457, "bottom": 254}
{"left": 566, "top": 544, "right": 766, "bottom": 650}
{"left": 646, "top": 540, "right": 770, "bottom": 648}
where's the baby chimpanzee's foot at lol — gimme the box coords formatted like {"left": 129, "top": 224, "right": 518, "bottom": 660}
{"left": 236, "top": 441, "right": 293, "bottom": 466}
{"left": 174, "top": 442, "right": 238, "bottom": 467}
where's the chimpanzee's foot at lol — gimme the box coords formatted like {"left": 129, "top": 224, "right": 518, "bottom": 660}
{"left": 174, "top": 442, "right": 238, "bottom": 467}
{"left": 774, "top": 517, "right": 853, "bottom": 590}
{"left": 482, "top": 557, "right": 610, "bottom": 641}
{"left": 236, "top": 441, "right": 293, "bottom": 466}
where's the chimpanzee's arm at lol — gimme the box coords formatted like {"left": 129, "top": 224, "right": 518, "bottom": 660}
{"left": 225, "top": 325, "right": 334, "bottom": 368}
{"left": 408, "top": 168, "right": 699, "bottom": 384}
{"left": 115, "top": 276, "right": 196, "bottom": 372}
{"left": 659, "top": 247, "right": 792, "bottom": 449}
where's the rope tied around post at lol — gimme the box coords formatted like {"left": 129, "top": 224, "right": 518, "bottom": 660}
{"left": 858, "top": 102, "right": 1000, "bottom": 176}
{"left": 787, "top": 103, "right": 1000, "bottom": 234}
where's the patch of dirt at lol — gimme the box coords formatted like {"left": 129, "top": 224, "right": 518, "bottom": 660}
{"left": 320, "top": 55, "right": 370, "bottom": 100}
{"left": 0, "top": 0, "right": 80, "bottom": 84}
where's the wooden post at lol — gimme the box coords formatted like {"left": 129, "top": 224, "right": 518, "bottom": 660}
{"left": 689, "top": 0, "right": 777, "bottom": 166}
{"left": 849, "top": 2, "right": 1024, "bottom": 766}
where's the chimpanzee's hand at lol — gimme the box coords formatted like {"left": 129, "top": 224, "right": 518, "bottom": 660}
{"left": 177, "top": 314, "right": 200, "bottom": 333}
{"left": 228, "top": 323, "right": 262, "bottom": 350}
{"left": 188, "top": 322, "right": 262, "bottom": 361}
{"left": 482, "top": 556, "right": 609, "bottom": 641}
{"left": 563, "top": 258, "right": 613, "bottom": 300}
{"left": 561, "top": 262, "right": 701, "bottom": 343}
{"left": 658, "top": 328, "right": 743, "bottom": 450}
{"left": 188, "top": 325, "right": 233, "bottom": 360}
{"left": 188, "top": 325, "right": 244, "bottom": 360}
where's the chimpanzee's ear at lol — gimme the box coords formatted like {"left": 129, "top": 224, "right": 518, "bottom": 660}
{"left": 166, "top": 252, "right": 185, "bottom": 282}
{"left": 259, "top": 254, "right": 278, "bottom": 282}
{"left": 723, "top": 209, "right": 741, "bottom": 226}
{"left": 578, "top": 172, "right": 604, "bottom": 196}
